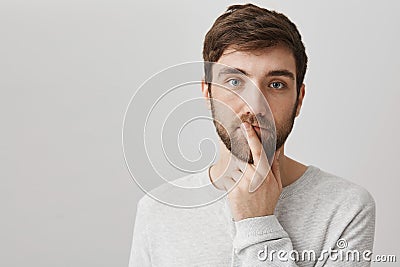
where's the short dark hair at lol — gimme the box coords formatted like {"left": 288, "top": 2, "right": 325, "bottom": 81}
{"left": 203, "top": 3, "right": 308, "bottom": 94}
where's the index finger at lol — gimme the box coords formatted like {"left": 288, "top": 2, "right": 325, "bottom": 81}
{"left": 240, "top": 122, "right": 265, "bottom": 164}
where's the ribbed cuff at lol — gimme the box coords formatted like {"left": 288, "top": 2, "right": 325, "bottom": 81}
{"left": 233, "top": 215, "right": 288, "bottom": 252}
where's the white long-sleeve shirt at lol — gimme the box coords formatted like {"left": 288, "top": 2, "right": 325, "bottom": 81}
{"left": 129, "top": 165, "right": 375, "bottom": 266}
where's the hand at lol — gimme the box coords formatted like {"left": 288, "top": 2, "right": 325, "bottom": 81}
{"left": 223, "top": 122, "right": 283, "bottom": 221}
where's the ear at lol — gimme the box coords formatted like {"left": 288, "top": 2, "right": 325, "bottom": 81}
{"left": 295, "top": 83, "right": 305, "bottom": 117}
{"left": 201, "top": 79, "right": 211, "bottom": 110}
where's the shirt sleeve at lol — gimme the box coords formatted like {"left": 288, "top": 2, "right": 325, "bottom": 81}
{"left": 128, "top": 199, "right": 151, "bottom": 267}
{"left": 233, "top": 215, "right": 300, "bottom": 266}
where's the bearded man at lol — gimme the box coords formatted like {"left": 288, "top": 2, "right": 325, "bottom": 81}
{"left": 129, "top": 4, "right": 375, "bottom": 266}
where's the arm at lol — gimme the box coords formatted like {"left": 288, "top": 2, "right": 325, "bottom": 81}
{"left": 316, "top": 190, "right": 376, "bottom": 267}
{"left": 128, "top": 199, "right": 151, "bottom": 267}
{"left": 232, "top": 195, "right": 375, "bottom": 266}
{"left": 232, "top": 202, "right": 375, "bottom": 266}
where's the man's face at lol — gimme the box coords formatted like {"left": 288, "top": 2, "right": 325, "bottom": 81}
{"left": 207, "top": 45, "right": 302, "bottom": 163}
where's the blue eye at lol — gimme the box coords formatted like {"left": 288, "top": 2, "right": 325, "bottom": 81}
{"left": 228, "top": 79, "right": 241, "bottom": 87}
{"left": 269, "top": 81, "right": 285, "bottom": 89}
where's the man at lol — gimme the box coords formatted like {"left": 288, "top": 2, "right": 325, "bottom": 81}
{"left": 129, "top": 4, "right": 375, "bottom": 266}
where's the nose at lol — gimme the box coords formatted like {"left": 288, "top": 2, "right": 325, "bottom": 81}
{"left": 240, "top": 82, "right": 268, "bottom": 117}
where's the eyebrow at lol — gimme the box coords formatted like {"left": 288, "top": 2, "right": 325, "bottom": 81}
{"left": 217, "top": 67, "right": 295, "bottom": 80}
{"left": 217, "top": 67, "right": 249, "bottom": 78}
{"left": 267, "top": 70, "right": 295, "bottom": 80}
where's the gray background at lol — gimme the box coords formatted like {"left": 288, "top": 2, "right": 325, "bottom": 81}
{"left": 1, "top": 0, "right": 399, "bottom": 266}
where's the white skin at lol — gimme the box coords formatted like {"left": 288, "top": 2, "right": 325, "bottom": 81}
{"left": 201, "top": 45, "right": 307, "bottom": 221}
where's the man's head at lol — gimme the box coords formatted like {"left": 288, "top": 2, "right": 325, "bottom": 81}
{"left": 201, "top": 4, "right": 308, "bottom": 163}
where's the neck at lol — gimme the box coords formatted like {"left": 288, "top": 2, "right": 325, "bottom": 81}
{"left": 209, "top": 141, "right": 307, "bottom": 189}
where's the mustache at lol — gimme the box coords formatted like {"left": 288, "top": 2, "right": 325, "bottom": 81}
{"left": 239, "top": 113, "right": 273, "bottom": 131}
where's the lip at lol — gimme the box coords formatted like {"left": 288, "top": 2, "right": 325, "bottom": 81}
{"left": 252, "top": 123, "right": 271, "bottom": 130}
{"left": 237, "top": 124, "right": 270, "bottom": 131}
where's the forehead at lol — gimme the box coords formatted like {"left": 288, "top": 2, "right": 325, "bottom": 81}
{"left": 216, "top": 45, "right": 297, "bottom": 78}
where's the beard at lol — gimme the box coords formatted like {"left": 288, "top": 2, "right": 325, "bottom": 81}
{"left": 210, "top": 97, "right": 298, "bottom": 164}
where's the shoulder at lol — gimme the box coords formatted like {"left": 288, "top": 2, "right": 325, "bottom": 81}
{"left": 311, "top": 166, "right": 375, "bottom": 210}
{"left": 135, "top": 169, "right": 210, "bottom": 213}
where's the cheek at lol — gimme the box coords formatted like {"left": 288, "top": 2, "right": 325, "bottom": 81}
{"left": 212, "top": 89, "right": 246, "bottom": 114}
{"left": 267, "top": 98, "right": 296, "bottom": 126}
{"left": 264, "top": 89, "right": 297, "bottom": 112}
